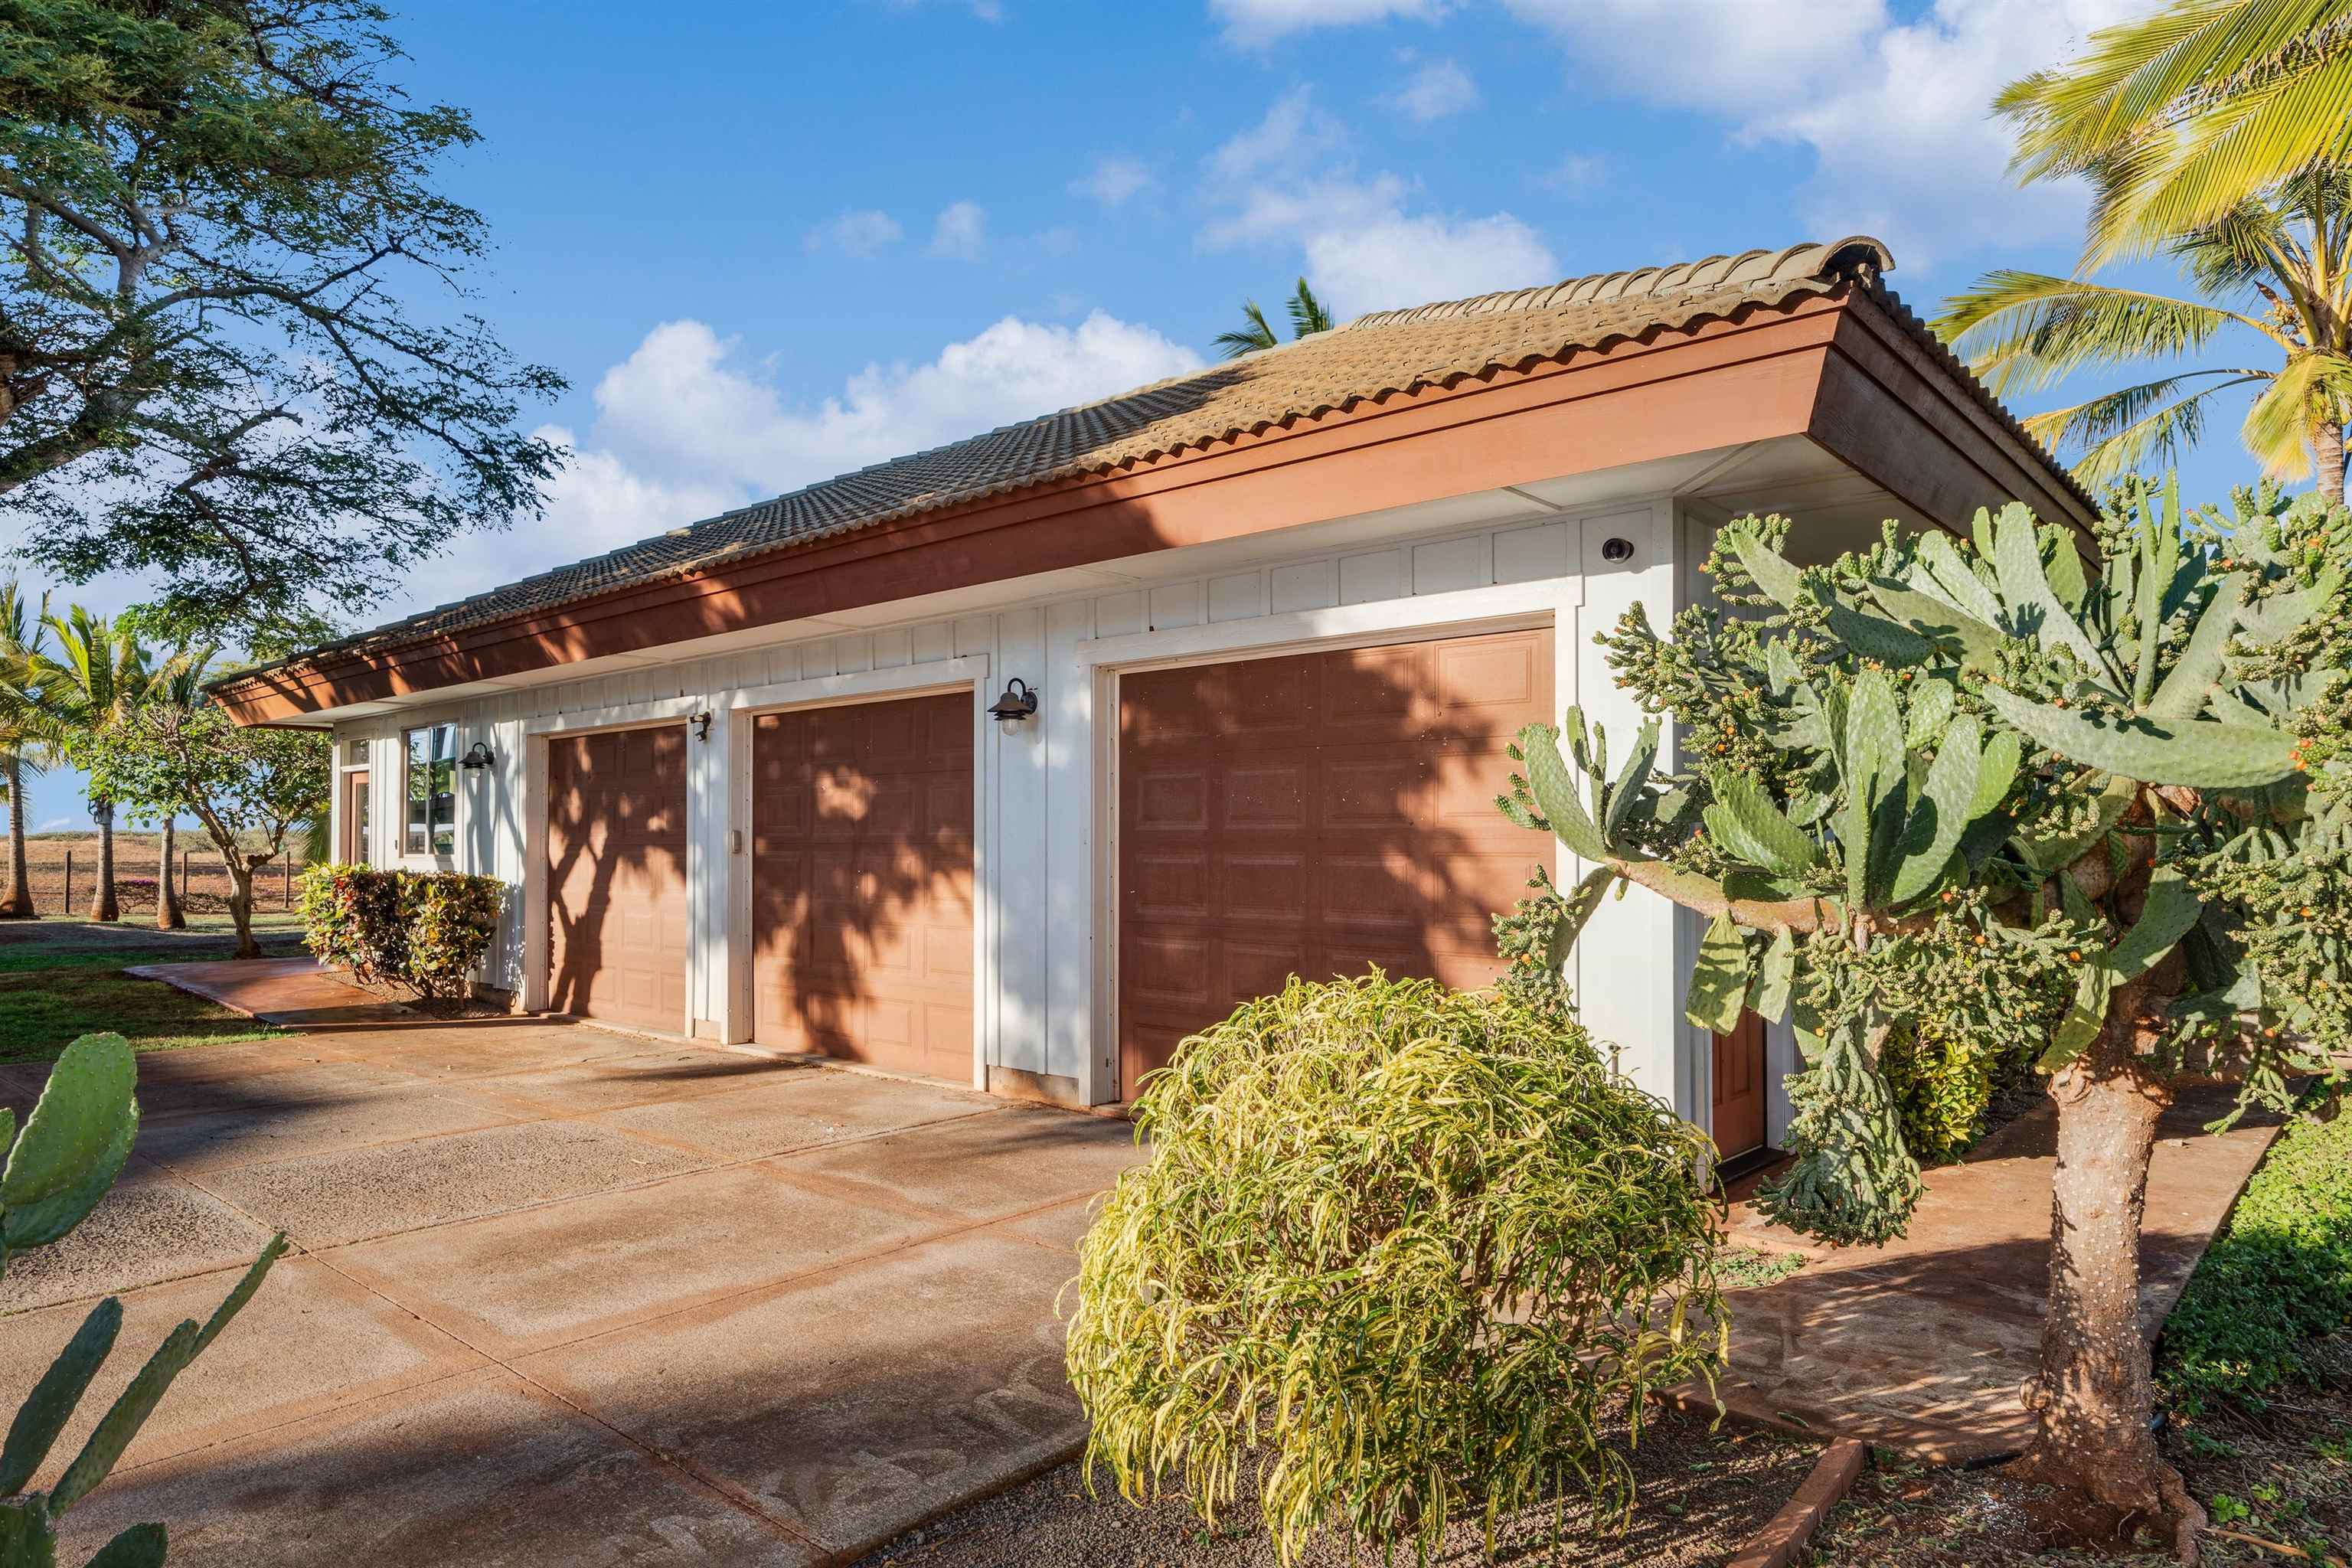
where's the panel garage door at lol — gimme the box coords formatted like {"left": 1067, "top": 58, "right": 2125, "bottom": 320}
{"left": 750, "top": 693, "right": 975, "bottom": 1080}
{"left": 545, "top": 725, "right": 691, "bottom": 1033}
{"left": 1119, "top": 627, "right": 1553, "bottom": 1091}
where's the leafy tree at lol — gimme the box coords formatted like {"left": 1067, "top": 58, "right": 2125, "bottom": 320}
{"left": 133, "top": 643, "right": 217, "bottom": 931}
{"left": 34, "top": 606, "right": 150, "bottom": 923}
{"left": 0, "top": 583, "right": 51, "bottom": 918}
{"left": 1939, "top": 171, "right": 2352, "bottom": 502}
{"left": 0, "top": 0, "right": 566, "bottom": 644}
{"left": 1998, "top": 0, "right": 2352, "bottom": 267}
{"left": 83, "top": 699, "right": 325, "bottom": 957}
{"left": 1501, "top": 480, "right": 2347, "bottom": 1556}
{"left": 1212, "top": 276, "right": 1334, "bottom": 358}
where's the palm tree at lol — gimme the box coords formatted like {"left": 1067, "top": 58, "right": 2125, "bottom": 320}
{"left": 1999, "top": 0, "right": 2352, "bottom": 265}
{"left": 0, "top": 583, "right": 52, "bottom": 919}
{"left": 140, "top": 644, "right": 216, "bottom": 931}
{"left": 1936, "top": 168, "right": 2352, "bottom": 501}
{"left": 38, "top": 607, "right": 152, "bottom": 923}
{"left": 1214, "top": 277, "right": 1334, "bottom": 358}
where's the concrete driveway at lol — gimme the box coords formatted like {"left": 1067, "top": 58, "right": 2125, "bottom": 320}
{"left": 0, "top": 1018, "right": 1142, "bottom": 1565}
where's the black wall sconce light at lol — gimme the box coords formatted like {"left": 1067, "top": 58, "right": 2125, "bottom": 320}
{"left": 459, "top": 740, "right": 496, "bottom": 770}
{"left": 988, "top": 678, "right": 1039, "bottom": 724}
{"left": 1600, "top": 537, "right": 1636, "bottom": 564}
{"left": 692, "top": 710, "right": 714, "bottom": 742}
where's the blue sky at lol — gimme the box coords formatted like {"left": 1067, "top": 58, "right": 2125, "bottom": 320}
{"left": 10, "top": 0, "right": 2283, "bottom": 830}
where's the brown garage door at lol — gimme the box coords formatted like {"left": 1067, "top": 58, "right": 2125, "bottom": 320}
{"left": 750, "top": 693, "right": 975, "bottom": 1080}
{"left": 1119, "top": 627, "right": 1553, "bottom": 1091}
{"left": 546, "top": 725, "right": 691, "bottom": 1034}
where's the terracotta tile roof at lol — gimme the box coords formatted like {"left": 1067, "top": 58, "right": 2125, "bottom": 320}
{"left": 237, "top": 235, "right": 2075, "bottom": 678}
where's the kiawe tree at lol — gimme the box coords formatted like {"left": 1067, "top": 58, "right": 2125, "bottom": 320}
{"left": 0, "top": 0, "right": 565, "bottom": 645}
{"left": 85, "top": 697, "right": 324, "bottom": 959}
{"left": 1502, "top": 480, "right": 2348, "bottom": 1557}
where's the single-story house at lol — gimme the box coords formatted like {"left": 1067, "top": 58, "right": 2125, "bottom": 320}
{"left": 214, "top": 235, "right": 2093, "bottom": 1156}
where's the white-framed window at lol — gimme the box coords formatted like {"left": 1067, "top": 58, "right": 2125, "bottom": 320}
{"left": 402, "top": 723, "right": 459, "bottom": 857}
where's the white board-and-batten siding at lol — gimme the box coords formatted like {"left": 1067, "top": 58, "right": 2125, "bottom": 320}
{"left": 327, "top": 498, "right": 1694, "bottom": 1112}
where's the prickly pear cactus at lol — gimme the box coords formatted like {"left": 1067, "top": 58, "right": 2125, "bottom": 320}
{"left": 1, "top": 1034, "right": 284, "bottom": 1568}
{"left": 1501, "top": 476, "right": 2350, "bottom": 1245}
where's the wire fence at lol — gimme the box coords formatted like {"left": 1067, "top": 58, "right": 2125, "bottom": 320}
{"left": 28, "top": 851, "right": 304, "bottom": 919}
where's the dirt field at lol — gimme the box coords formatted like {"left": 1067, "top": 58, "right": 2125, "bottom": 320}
{"left": 2, "top": 832, "right": 315, "bottom": 919}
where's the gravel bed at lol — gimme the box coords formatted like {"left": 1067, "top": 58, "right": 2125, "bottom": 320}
{"left": 858, "top": 1405, "right": 1821, "bottom": 1567}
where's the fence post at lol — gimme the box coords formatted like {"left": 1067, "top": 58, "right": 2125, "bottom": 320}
{"left": 61, "top": 848, "right": 70, "bottom": 919}
{"left": 284, "top": 857, "right": 292, "bottom": 908}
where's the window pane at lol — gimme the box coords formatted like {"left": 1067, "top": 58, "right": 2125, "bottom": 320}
{"left": 404, "top": 724, "right": 461, "bottom": 857}
{"left": 430, "top": 723, "right": 457, "bottom": 855}
{"left": 405, "top": 728, "right": 431, "bottom": 854}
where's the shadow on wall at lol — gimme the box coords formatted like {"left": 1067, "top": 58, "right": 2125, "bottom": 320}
{"left": 1114, "top": 627, "right": 1553, "bottom": 1090}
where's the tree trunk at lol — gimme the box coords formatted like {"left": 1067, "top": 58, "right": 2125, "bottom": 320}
{"left": 89, "top": 800, "right": 118, "bottom": 922}
{"left": 155, "top": 818, "right": 184, "bottom": 930}
{"left": 2318, "top": 418, "right": 2345, "bottom": 506}
{"left": 0, "top": 754, "right": 33, "bottom": 919}
{"left": 226, "top": 861, "right": 259, "bottom": 959}
{"left": 2008, "top": 1047, "right": 2204, "bottom": 1560}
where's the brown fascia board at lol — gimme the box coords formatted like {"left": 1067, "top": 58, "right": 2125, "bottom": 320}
{"left": 1811, "top": 290, "right": 2100, "bottom": 548}
{"left": 217, "top": 296, "right": 1865, "bottom": 726}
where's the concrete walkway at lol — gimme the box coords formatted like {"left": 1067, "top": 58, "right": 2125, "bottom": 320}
{"left": 121, "top": 954, "right": 417, "bottom": 1027}
{"left": 1700, "top": 1083, "right": 2282, "bottom": 1462}
{"left": 0, "top": 966, "right": 1143, "bottom": 1566}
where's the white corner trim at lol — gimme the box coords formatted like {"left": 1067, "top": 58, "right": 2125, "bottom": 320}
{"left": 723, "top": 655, "right": 990, "bottom": 714}
{"left": 523, "top": 693, "right": 705, "bottom": 737}
{"left": 1072, "top": 577, "right": 1578, "bottom": 675}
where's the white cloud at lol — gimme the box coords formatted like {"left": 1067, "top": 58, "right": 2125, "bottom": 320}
{"left": 1535, "top": 152, "right": 1607, "bottom": 194}
{"left": 1207, "top": 87, "right": 1344, "bottom": 185}
{"left": 384, "top": 312, "right": 1204, "bottom": 619}
{"left": 1210, "top": 0, "right": 1449, "bottom": 45}
{"left": 804, "top": 208, "right": 903, "bottom": 258}
{"left": 1071, "top": 155, "right": 1152, "bottom": 207}
{"left": 1200, "top": 91, "right": 1557, "bottom": 318}
{"left": 1500, "top": 0, "right": 2158, "bottom": 270}
{"left": 929, "top": 199, "right": 988, "bottom": 260}
{"left": 1390, "top": 58, "right": 1479, "bottom": 122}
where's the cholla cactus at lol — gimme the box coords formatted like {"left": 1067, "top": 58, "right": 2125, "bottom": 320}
{"left": 1503, "top": 476, "right": 2347, "bottom": 1555}
{"left": 2, "top": 1034, "right": 283, "bottom": 1566}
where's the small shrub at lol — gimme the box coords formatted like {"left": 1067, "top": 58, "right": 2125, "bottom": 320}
{"left": 2160, "top": 1099, "right": 2352, "bottom": 1407}
{"left": 1879, "top": 1021, "right": 1996, "bottom": 1166}
{"left": 299, "top": 864, "right": 503, "bottom": 999}
{"left": 1066, "top": 972, "right": 1726, "bottom": 1564}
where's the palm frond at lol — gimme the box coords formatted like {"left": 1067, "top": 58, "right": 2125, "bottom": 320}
{"left": 1288, "top": 277, "right": 1332, "bottom": 337}
{"left": 1932, "top": 271, "right": 2272, "bottom": 394}
{"left": 1214, "top": 299, "right": 1279, "bottom": 360}
{"left": 2240, "top": 348, "right": 2352, "bottom": 475}
{"left": 2000, "top": 0, "right": 2347, "bottom": 179}
{"left": 2079, "top": 24, "right": 2352, "bottom": 262}
{"left": 2027, "top": 371, "right": 2269, "bottom": 485}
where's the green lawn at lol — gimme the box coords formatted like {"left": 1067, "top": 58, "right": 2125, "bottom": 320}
{"left": 0, "top": 919, "right": 301, "bottom": 1063}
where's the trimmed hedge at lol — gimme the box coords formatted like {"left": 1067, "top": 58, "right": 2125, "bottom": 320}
{"left": 298, "top": 864, "right": 504, "bottom": 1000}
{"left": 2159, "top": 1099, "right": 2352, "bottom": 1407}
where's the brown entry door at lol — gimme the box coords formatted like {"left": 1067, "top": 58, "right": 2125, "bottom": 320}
{"left": 1118, "top": 627, "right": 1553, "bottom": 1093}
{"left": 545, "top": 726, "right": 691, "bottom": 1034}
{"left": 750, "top": 693, "right": 975, "bottom": 1081}
{"left": 340, "top": 770, "right": 370, "bottom": 862}
{"left": 1712, "top": 1011, "right": 1769, "bottom": 1158}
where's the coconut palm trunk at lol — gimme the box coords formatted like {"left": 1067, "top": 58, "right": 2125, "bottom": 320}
{"left": 2318, "top": 416, "right": 2346, "bottom": 504}
{"left": 88, "top": 799, "right": 118, "bottom": 922}
{"left": 1, "top": 753, "right": 33, "bottom": 919}
{"left": 155, "top": 817, "right": 184, "bottom": 930}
